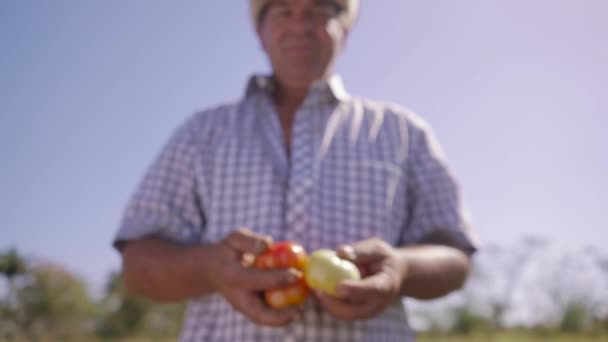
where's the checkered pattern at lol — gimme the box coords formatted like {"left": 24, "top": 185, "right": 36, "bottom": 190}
{"left": 114, "top": 75, "right": 477, "bottom": 341}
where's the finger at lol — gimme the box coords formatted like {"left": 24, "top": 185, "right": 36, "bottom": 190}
{"left": 224, "top": 227, "right": 273, "bottom": 255}
{"left": 239, "top": 267, "right": 301, "bottom": 291}
{"left": 336, "top": 245, "right": 370, "bottom": 277}
{"left": 233, "top": 292, "right": 301, "bottom": 326}
{"left": 335, "top": 272, "right": 393, "bottom": 304}
{"left": 314, "top": 290, "right": 359, "bottom": 320}
{"left": 315, "top": 290, "right": 383, "bottom": 321}
{"left": 336, "top": 245, "right": 356, "bottom": 261}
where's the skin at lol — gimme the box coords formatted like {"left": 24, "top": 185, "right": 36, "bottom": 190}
{"left": 256, "top": 0, "right": 347, "bottom": 149}
{"left": 120, "top": 0, "right": 473, "bottom": 327}
{"left": 121, "top": 229, "right": 302, "bottom": 326}
{"left": 314, "top": 238, "right": 472, "bottom": 321}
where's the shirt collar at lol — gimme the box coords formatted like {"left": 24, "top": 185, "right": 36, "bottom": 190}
{"left": 244, "top": 74, "right": 350, "bottom": 104}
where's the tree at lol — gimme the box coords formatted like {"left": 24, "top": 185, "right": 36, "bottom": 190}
{"left": 8, "top": 263, "right": 96, "bottom": 340}
{"left": 0, "top": 248, "right": 27, "bottom": 339}
{"left": 96, "top": 271, "right": 184, "bottom": 339}
{"left": 0, "top": 248, "right": 27, "bottom": 303}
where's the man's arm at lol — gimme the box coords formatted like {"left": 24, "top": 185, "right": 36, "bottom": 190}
{"left": 396, "top": 244, "right": 471, "bottom": 300}
{"left": 121, "top": 238, "right": 216, "bottom": 302}
{"left": 314, "top": 238, "right": 472, "bottom": 321}
{"left": 119, "top": 229, "right": 303, "bottom": 326}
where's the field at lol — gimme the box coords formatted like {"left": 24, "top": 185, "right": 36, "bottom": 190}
{"left": 418, "top": 332, "right": 608, "bottom": 342}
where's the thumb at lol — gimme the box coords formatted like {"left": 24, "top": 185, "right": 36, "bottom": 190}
{"left": 335, "top": 272, "right": 392, "bottom": 302}
{"left": 337, "top": 238, "right": 386, "bottom": 264}
{"left": 224, "top": 227, "right": 273, "bottom": 256}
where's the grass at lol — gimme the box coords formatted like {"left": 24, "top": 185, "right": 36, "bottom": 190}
{"left": 418, "top": 331, "right": 608, "bottom": 342}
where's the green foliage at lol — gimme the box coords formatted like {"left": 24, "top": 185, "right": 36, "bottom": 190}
{"left": 560, "top": 302, "right": 591, "bottom": 333}
{"left": 10, "top": 263, "right": 96, "bottom": 340}
{"left": 0, "top": 248, "right": 26, "bottom": 280}
{"left": 1, "top": 245, "right": 607, "bottom": 340}
{"left": 451, "top": 308, "right": 494, "bottom": 335}
{"left": 419, "top": 331, "right": 608, "bottom": 342}
{"left": 0, "top": 251, "right": 185, "bottom": 341}
{"left": 96, "top": 271, "right": 148, "bottom": 338}
{"left": 95, "top": 271, "right": 184, "bottom": 339}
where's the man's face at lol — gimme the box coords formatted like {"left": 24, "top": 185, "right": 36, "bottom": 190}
{"left": 257, "top": 0, "right": 347, "bottom": 88}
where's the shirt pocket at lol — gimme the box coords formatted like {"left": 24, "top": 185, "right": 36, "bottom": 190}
{"left": 311, "top": 158, "right": 405, "bottom": 250}
{"left": 202, "top": 142, "right": 285, "bottom": 244}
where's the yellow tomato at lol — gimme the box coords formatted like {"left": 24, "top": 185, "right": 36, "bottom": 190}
{"left": 304, "top": 249, "right": 361, "bottom": 296}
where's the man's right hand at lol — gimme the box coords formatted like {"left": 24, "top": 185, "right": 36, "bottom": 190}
{"left": 207, "top": 228, "right": 302, "bottom": 326}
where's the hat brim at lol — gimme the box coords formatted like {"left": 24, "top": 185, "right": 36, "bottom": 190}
{"left": 249, "top": 0, "right": 359, "bottom": 29}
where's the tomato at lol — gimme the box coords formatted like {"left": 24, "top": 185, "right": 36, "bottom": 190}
{"left": 254, "top": 241, "right": 309, "bottom": 308}
{"left": 254, "top": 241, "right": 308, "bottom": 270}
{"left": 264, "top": 275, "right": 309, "bottom": 309}
{"left": 304, "top": 249, "right": 361, "bottom": 296}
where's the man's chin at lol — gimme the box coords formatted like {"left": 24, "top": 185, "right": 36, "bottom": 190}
{"left": 279, "top": 70, "right": 325, "bottom": 88}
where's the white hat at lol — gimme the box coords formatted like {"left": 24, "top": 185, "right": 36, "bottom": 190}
{"left": 250, "top": 0, "right": 360, "bottom": 29}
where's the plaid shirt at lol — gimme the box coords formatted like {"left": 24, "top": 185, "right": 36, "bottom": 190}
{"left": 114, "top": 75, "right": 477, "bottom": 341}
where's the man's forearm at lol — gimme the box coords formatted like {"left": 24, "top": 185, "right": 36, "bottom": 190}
{"left": 396, "top": 245, "right": 471, "bottom": 300}
{"left": 121, "top": 238, "right": 216, "bottom": 302}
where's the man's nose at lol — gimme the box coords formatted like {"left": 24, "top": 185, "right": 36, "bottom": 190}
{"left": 287, "top": 12, "right": 316, "bottom": 33}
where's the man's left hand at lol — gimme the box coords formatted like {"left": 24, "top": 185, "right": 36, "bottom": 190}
{"left": 314, "top": 238, "right": 407, "bottom": 321}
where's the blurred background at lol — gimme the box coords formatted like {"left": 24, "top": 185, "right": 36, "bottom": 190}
{"left": 1, "top": 1, "right": 606, "bottom": 340}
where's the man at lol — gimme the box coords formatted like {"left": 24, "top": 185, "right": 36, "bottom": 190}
{"left": 113, "top": 0, "right": 479, "bottom": 341}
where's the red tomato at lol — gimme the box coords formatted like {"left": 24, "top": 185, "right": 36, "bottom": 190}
{"left": 264, "top": 275, "right": 309, "bottom": 309}
{"left": 254, "top": 241, "right": 309, "bottom": 308}
{"left": 254, "top": 241, "right": 308, "bottom": 270}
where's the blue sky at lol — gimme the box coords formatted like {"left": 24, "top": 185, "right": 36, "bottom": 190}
{"left": 2, "top": 1, "right": 607, "bottom": 291}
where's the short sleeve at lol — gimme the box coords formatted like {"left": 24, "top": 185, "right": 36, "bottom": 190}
{"left": 399, "top": 118, "right": 479, "bottom": 254}
{"left": 113, "top": 117, "right": 205, "bottom": 251}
